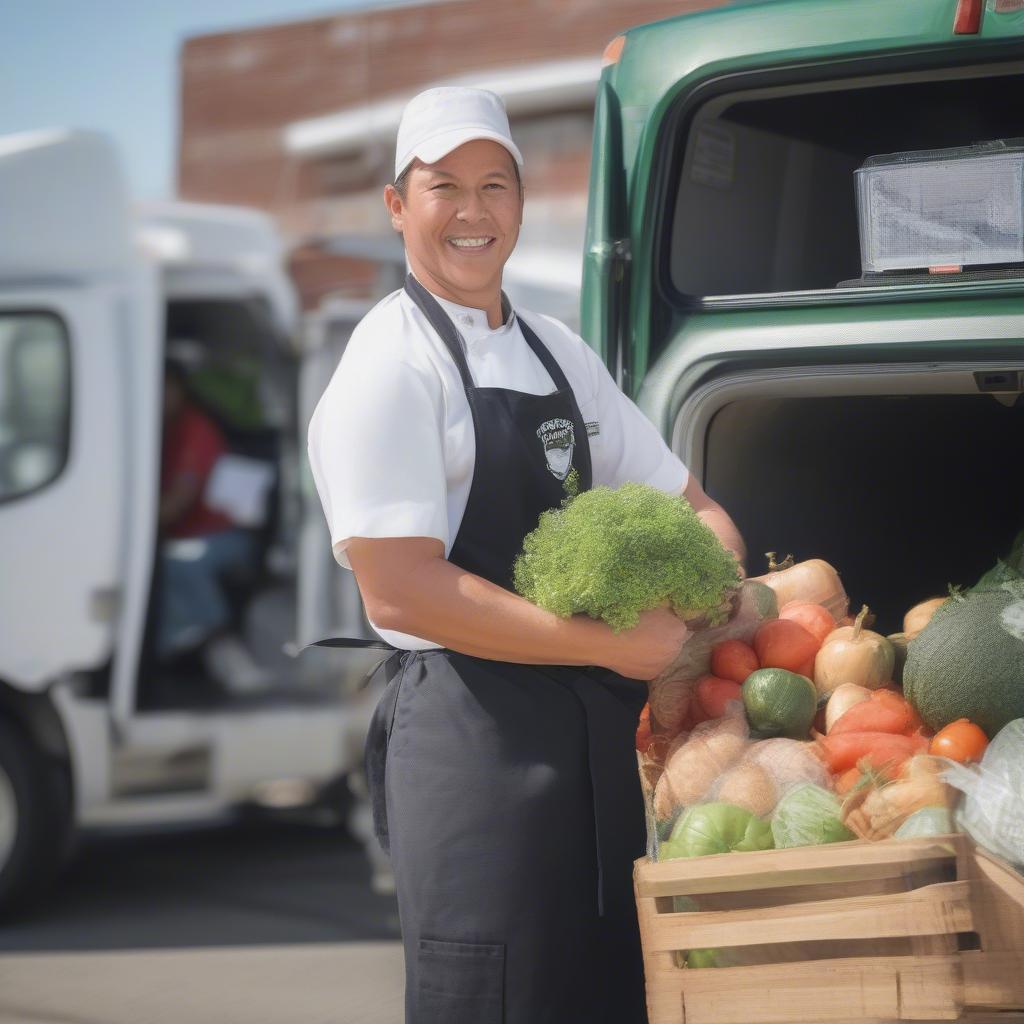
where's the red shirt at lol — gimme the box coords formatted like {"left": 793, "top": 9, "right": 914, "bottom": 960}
{"left": 161, "top": 404, "right": 236, "bottom": 539}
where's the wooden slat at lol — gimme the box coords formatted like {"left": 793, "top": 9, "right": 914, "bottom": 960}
{"left": 969, "top": 851, "right": 1024, "bottom": 954}
{"left": 678, "top": 956, "right": 961, "bottom": 1024}
{"left": 635, "top": 837, "right": 964, "bottom": 898}
{"left": 962, "top": 951, "right": 1024, "bottom": 1010}
{"left": 643, "top": 881, "right": 974, "bottom": 952}
{"left": 635, "top": 876, "right": 686, "bottom": 1024}
{"left": 899, "top": 956, "right": 966, "bottom": 1020}
{"left": 692, "top": 869, "right": 950, "bottom": 912}
{"left": 634, "top": 836, "right": 1024, "bottom": 1024}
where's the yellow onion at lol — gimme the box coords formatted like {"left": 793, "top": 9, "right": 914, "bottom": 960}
{"left": 753, "top": 554, "right": 849, "bottom": 622}
{"left": 813, "top": 605, "right": 895, "bottom": 697}
{"left": 903, "top": 597, "right": 947, "bottom": 640}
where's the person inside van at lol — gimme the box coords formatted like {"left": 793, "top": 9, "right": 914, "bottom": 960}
{"left": 157, "top": 357, "right": 273, "bottom": 694}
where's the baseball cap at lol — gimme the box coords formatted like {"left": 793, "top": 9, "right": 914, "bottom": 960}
{"left": 394, "top": 87, "right": 524, "bottom": 180}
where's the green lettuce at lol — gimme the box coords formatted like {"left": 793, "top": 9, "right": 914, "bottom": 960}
{"left": 660, "top": 802, "right": 774, "bottom": 859}
{"left": 771, "top": 783, "right": 854, "bottom": 848}
{"left": 513, "top": 483, "right": 742, "bottom": 632}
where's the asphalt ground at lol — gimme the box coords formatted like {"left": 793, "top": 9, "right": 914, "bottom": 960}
{"left": 0, "top": 819, "right": 405, "bottom": 1024}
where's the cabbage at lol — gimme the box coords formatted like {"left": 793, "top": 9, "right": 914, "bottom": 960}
{"left": 893, "top": 806, "right": 954, "bottom": 839}
{"left": 771, "top": 783, "right": 854, "bottom": 848}
{"left": 660, "top": 802, "right": 774, "bottom": 859}
{"left": 686, "top": 949, "right": 721, "bottom": 968}
{"left": 942, "top": 718, "right": 1024, "bottom": 867}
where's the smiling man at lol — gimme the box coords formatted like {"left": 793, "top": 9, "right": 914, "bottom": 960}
{"left": 306, "top": 86, "right": 744, "bottom": 1024}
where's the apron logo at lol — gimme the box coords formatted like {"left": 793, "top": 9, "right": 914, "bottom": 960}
{"left": 536, "top": 417, "right": 575, "bottom": 481}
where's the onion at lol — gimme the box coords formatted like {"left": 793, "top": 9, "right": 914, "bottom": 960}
{"left": 824, "top": 683, "right": 872, "bottom": 733}
{"left": 813, "top": 605, "right": 895, "bottom": 696}
{"left": 903, "top": 597, "right": 947, "bottom": 640}
{"left": 753, "top": 554, "right": 849, "bottom": 622}
{"left": 715, "top": 763, "right": 778, "bottom": 817}
{"left": 652, "top": 714, "right": 749, "bottom": 821}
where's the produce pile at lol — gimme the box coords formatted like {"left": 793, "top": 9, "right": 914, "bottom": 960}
{"left": 514, "top": 485, "right": 1024, "bottom": 874}
{"left": 638, "top": 535, "right": 1024, "bottom": 867}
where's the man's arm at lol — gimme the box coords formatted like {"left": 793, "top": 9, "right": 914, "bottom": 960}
{"left": 159, "top": 471, "right": 201, "bottom": 530}
{"left": 682, "top": 474, "right": 747, "bottom": 572}
{"left": 346, "top": 536, "right": 689, "bottom": 681}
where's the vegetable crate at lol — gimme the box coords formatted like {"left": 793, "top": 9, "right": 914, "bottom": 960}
{"left": 634, "top": 834, "right": 1024, "bottom": 1024}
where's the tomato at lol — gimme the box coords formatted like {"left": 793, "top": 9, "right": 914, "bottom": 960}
{"left": 753, "top": 618, "right": 820, "bottom": 673}
{"left": 695, "top": 675, "right": 743, "bottom": 719}
{"left": 710, "top": 640, "right": 760, "bottom": 684}
{"left": 929, "top": 719, "right": 988, "bottom": 764}
{"left": 635, "top": 703, "right": 653, "bottom": 752}
{"left": 779, "top": 601, "right": 837, "bottom": 645}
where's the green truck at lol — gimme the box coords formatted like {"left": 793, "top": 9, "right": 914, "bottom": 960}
{"left": 582, "top": 0, "right": 1024, "bottom": 630}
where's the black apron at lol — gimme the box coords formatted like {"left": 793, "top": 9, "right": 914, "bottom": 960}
{"left": 311, "top": 275, "right": 648, "bottom": 1024}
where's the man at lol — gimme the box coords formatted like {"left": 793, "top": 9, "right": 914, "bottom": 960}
{"left": 158, "top": 358, "right": 272, "bottom": 694}
{"left": 307, "top": 87, "right": 745, "bottom": 1023}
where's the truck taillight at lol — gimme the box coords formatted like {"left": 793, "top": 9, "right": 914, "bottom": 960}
{"left": 953, "top": 0, "right": 983, "bottom": 33}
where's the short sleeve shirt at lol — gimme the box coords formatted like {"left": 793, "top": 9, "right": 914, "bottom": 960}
{"left": 306, "top": 282, "right": 689, "bottom": 649}
{"left": 161, "top": 405, "right": 234, "bottom": 539}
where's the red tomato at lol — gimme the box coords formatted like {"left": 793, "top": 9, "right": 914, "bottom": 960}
{"left": 753, "top": 618, "right": 821, "bottom": 673}
{"left": 635, "top": 703, "right": 653, "bottom": 752}
{"left": 695, "top": 675, "right": 744, "bottom": 719}
{"left": 710, "top": 640, "right": 760, "bottom": 683}
{"left": 929, "top": 719, "right": 989, "bottom": 763}
{"left": 779, "top": 601, "right": 837, "bottom": 645}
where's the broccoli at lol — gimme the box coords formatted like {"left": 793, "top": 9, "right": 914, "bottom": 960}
{"left": 513, "top": 482, "right": 742, "bottom": 632}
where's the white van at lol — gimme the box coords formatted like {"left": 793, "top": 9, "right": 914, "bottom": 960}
{"left": 0, "top": 129, "right": 378, "bottom": 914}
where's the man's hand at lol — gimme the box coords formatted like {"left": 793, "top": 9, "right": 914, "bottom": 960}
{"left": 159, "top": 471, "right": 201, "bottom": 530}
{"left": 681, "top": 475, "right": 747, "bottom": 574}
{"left": 603, "top": 607, "right": 690, "bottom": 681}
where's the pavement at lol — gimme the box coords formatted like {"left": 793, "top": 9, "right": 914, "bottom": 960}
{"left": 0, "top": 819, "right": 405, "bottom": 1024}
{"left": 0, "top": 942, "right": 405, "bottom": 1024}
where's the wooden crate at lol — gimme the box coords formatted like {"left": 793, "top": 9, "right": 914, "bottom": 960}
{"left": 634, "top": 834, "right": 1024, "bottom": 1024}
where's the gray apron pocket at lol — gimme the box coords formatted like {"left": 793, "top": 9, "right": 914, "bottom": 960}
{"left": 417, "top": 938, "right": 505, "bottom": 1024}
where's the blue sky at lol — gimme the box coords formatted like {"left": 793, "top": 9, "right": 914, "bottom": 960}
{"left": 3, "top": 1, "right": 396, "bottom": 199}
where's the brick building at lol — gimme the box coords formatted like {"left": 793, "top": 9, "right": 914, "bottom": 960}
{"left": 178, "top": 0, "right": 724, "bottom": 310}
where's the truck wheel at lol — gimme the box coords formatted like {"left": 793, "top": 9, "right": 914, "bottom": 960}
{"left": 0, "top": 718, "right": 72, "bottom": 917}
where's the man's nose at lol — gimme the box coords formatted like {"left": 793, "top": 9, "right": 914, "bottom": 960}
{"left": 456, "top": 190, "right": 488, "bottom": 222}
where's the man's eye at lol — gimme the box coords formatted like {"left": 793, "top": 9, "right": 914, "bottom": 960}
{"left": 431, "top": 183, "right": 454, "bottom": 190}
{"left": 485, "top": 183, "right": 506, "bottom": 190}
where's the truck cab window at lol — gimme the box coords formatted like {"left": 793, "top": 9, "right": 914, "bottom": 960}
{"left": 0, "top": 312, "right": 70, "bottom": 502}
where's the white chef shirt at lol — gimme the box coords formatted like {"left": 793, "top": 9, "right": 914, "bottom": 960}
{"left": 306, "top": 280, "right": 689, "bottom": 650}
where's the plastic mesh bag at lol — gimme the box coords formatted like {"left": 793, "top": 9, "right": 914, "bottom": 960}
{"left": 647, "top": 579, "right": 777, "bottom": 732}
{"left": 942, "top": 718, "right": 1024, "bottom": 868}
{"left": 648, "top": 709, "right": 751, "bottom": 857}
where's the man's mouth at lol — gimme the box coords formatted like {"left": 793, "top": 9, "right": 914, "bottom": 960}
{"left": 447, "top": 236, "right": 496, "bottom": 253}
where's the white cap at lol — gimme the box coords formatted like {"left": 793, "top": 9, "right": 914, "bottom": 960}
{"left": 394, "top": 87, "right": 524, "bottom": 180}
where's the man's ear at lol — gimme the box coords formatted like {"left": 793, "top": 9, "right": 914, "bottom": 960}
{"left": 383, "top": 184, "right": 404, "bottom": 233}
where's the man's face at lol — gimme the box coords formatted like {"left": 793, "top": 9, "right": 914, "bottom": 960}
{"left": 385, "top": 139, "right": 524, "bottom": 305}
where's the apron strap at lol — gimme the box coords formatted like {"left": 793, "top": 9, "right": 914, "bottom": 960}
{"left": 405, "top": 273, "right": 572, "bottom": 397}
{"left": 302, "top": 636, "right": 395, "bottom": 651}
{"left": 405, "top": 273, "right": 477, "bottom": 392}
{"left": 517, "top": 316, "right": 572, "bottom": 393}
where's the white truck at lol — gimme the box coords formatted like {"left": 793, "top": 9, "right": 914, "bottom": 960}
{"left": 0, "top": 128, "right": 380, "bottom": 914}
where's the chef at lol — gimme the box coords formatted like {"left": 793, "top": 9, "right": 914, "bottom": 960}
{"left": 306, "top": 86, "right": 746, "bottom": 1024}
